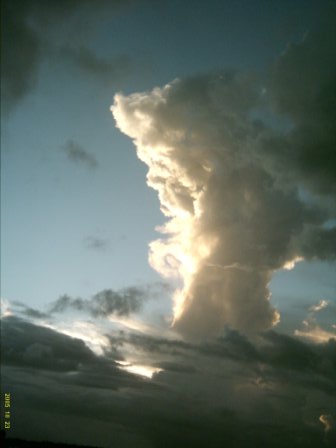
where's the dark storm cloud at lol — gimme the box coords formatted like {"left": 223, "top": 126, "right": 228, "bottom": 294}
{"left": 2, "top": 316, "right": 336, "bottom": 447}
{"left": 108, "top": 329, "right": 262, "bottom": 364}
{"left": 293, "top": 226, "right": 336, "bottom": 262}
{"left": 108, "top": 331, "right": 194, "bottom": 357}
{"left": 267, "top": 7, "right": 336, "bottom": 197}
{"left": 62, "top": 139, "right": 98, "bottom": 169}
{"left": 1, "top": 316, "right": 152, "bottom": 392}
{"left": 1, "top": 0, "right": 40, "bottom": 115}
{"left": 1, "top": 316, "right": 96, "bottom": 371}
{"left": 259, "top": 330, "right": 320, "bottom": 371}
{"left": 110, "top": 328, "right": 336, "bottom": 387}
{"left": 154, "top": 360, "right": 196, "bottom": 374}
{"left": 1, "top": 0, "right": 139, "bottom": 115}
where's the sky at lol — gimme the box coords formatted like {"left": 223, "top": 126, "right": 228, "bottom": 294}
{"left": 1, "top": 0, "right": 336, "bottom": 447}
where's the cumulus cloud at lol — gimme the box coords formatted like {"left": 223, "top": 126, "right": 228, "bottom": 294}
{"left": 62, "top": 139, "right": 98, "bottom": 169}
{"left": 111, "top": 12, "right": 336, "bottom": 340}
{"left": 112, "top": 74, "right": 277, "bottom": 338}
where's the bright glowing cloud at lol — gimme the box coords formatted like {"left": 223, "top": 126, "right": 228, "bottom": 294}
{"left": 116, "top": 360, "right": 162, "bottom": 378}
{"left": 112, "top": 78, "right": 283, "bottom": 339}
{"left": 309, "top": 299, "right": 329, "bottom": 313}
{"left": 112, "top": 64, "right": 336, "bottom": 340}
{"left": 295, "top": 326, "right": 336, "bottom": 344}
{"left": 0, "top": 298, "right": 13, "bottom": 318}
{"left": 107, "top": 315, "right": 166, "bottom": 337}
{"left": 282, "top": 256, "right": 304, "bottom": 270}
{"left": 45, "top": 321, "right": 110, "bottom": 355}
{"left": 319, "top": 414, "right": 334, "bottom": 433}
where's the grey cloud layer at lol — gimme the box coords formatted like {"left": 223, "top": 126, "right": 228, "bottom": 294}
{"left": 2, "top": 316, "right": 335, "bottom": 447}
{"left": 112, "top": 13, "right": 336, "bottom": 340}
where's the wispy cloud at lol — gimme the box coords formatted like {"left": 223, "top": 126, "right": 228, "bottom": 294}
{"left": 62, "top": 139, "right": 98, "bottom": 169}
{"left": 295, "top": 326, "right": 336, "bottom": 344}
{"left": 60, "top": 46, "right": 132, "bottom": 85}
{"left": 309, "top": 300, "right": 329, "bottom": 313}
{"left": 294, "top": 298, "right": 335, "bottom": 344}
{"left": 84, "top": 235, "right": 110, "bottom": 251}
{"left": 49, "top": 283, "right": 166, "bottom": 318}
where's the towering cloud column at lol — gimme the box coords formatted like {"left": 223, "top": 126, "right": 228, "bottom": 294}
{"left": 112, "top": 35, "right": 335, "bottom": 338}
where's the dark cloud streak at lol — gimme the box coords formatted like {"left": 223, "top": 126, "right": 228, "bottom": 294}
{"left": 60, "top": 46, "right": 132, "bottom": 85}
{"left": 1, "top": 0, "right": 138, "bottom": 115}
{"left": 84, "top": 236, "right": 110, "bottom": 251}
{"left": 49, "top": 284, "right": 166, "bottom": 318}
{"left": 62, "top": 139, "right": 98, "bottom": 169}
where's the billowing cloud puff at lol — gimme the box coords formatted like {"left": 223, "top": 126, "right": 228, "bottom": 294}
{"left": 111, "top": 17, "right": 336, "bottom": 340}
